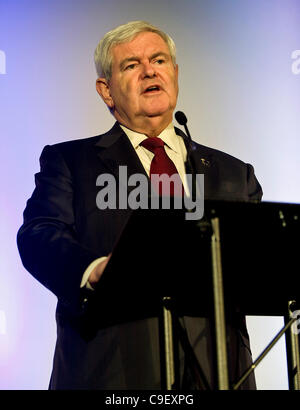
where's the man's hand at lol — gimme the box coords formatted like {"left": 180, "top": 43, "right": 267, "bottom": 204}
{"left": 88, "top": 253, "right": 112, "bottom": 289}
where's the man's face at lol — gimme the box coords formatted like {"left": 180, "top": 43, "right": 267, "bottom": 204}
{"left": 97, "top": 31, "right": 179, "bottom": 132}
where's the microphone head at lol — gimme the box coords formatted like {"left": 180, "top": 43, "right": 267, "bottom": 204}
{"left": 175, "top": 111, "right": 187, "bottom": 126}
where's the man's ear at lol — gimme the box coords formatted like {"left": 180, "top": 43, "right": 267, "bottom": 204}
{"left": 175, "top": 64, "right": 179, "bottom": 97}
{"left": 96, "top": 78, "right": 114, "bottom": 109}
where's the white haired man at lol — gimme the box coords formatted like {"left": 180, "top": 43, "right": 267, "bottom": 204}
{"left": 17, "top": 21, "right": 262, "bottom": 389}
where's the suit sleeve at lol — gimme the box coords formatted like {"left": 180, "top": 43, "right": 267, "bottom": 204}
{"left": 246, "top": 163, "right": 263, "bottom": 201}
{"left": 17, "top": 145, "right": 100, "bottom": 307}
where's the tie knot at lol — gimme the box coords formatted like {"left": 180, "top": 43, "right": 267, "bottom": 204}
{"left": 140, "top": 137, "right": 165, "bottom": 154}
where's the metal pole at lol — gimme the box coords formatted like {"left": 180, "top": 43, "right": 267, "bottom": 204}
{"left": 211, "top": 217, "right": 229, "bottom": 390}
{"left": 286, "top": 300, "right": 300, "bottom": 390}
{"left": 162, "top": 296, "right": 175, "bottom": 390}
{"left": 233, "top": 316, "right": 296, "bottom": 390}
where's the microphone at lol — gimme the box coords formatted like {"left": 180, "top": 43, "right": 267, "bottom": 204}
{"left": 175, "top": 111, "right": 197, "bottom": 152}
{"left": 175, "top": 111, "right": 197, "bottom": 200}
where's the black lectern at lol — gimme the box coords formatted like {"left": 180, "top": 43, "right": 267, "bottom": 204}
{"left": 80, "top": 200, "right": 300, "bottom": 390}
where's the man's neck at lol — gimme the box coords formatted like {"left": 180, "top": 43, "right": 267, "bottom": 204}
{"left": 115, "top": 114, "right": 173, "bottom": 138}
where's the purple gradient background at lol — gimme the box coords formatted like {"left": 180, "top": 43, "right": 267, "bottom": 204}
{"left": 0, "top": 0, "right": 299, "bottom": 389}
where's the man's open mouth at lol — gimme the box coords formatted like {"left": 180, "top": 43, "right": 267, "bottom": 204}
{"left": 143, "top": 85, "right": 161, "bottom": 93}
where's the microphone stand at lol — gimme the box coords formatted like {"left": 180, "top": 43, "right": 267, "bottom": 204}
{"left": 175, "top": 111, "right": 229, "bottom": 390}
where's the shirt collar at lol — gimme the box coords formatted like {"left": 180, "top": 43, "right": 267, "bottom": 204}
{"left": 119, "top": 122, "right": 181, "bottom": 154}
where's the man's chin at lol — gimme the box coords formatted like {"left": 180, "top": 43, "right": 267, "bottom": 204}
{"left": 143, "top": 106, "right": 173, "bottom": 119}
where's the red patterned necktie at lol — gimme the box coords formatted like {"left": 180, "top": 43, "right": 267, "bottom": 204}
{"left": 140, "top": 137, "right": 184, "bottom": 196}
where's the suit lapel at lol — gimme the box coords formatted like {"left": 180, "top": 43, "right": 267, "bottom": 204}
{"left": 174, "top": 126, "right": 219, "bottom": 198}
{"left": 94, "top": 122, "right": 150, "bottom": 201}
{"left": 174, "top": 126, "right": 212, "bottom": 172}
{"left": 94, "top": 122, "right": 148, "bottom": 179}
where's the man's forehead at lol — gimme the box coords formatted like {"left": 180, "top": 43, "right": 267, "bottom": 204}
{"left": 112, "top": 31, "right": 170, "bottom": 60}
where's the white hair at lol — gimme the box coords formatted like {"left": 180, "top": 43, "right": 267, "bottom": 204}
{"left": 94, "top": 20, "right": 177, "bottom": 80}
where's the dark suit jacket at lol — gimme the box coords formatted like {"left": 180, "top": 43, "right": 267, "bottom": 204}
{"left": 17, "top": 122, "right": 262, "bottom": 390}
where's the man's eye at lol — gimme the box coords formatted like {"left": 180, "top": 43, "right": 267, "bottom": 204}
{"left": 125, "top": 64, "right": 137, "bottom": 70}
{"left": 155, "top": 59, "right": 165, "bottom": 64}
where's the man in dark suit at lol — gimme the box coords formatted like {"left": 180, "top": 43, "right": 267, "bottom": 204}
{"left": 17, "top": 20, "right": 262, "bottom": 390}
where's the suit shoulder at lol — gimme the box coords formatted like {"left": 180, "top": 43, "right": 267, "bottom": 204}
{"left": 38, "top": 134, "right": 102, "bottom": 172}
{"left": 174, "top": 127, "right": 248, "bottom": 167}
{"left": 44, "top": 122, "right": 120, "bottom": 156}
{"left": 193, "top": 141, "right": 248, "bottom": 167}
{"left": 49, "top": 134, "right": 100, "bottom": 153}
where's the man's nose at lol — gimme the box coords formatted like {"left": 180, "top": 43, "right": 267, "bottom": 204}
{"left": 141, "top": 62, "right": 156, "bottom": 78}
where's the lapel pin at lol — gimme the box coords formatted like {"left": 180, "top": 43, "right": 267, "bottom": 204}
{"left": 200, "top": 158, "right": 211, "bottom": 167}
